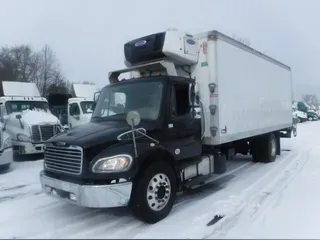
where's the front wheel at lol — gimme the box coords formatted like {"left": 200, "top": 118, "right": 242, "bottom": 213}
{"left": 129, "top": 161, "right": 177, "bottom": 223}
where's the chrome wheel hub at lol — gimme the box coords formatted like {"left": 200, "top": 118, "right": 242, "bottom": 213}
{"left": 146, "top": 173, "right": 171, "bottom": 211}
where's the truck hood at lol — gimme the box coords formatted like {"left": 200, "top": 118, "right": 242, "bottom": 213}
{"left": 47, "top": 121, "right": 132, "bottom": 148}
{"left": 11, "top": 109, "right": 59, "bottom": 125}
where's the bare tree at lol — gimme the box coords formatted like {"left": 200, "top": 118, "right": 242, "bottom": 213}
{"left": 0, "top": 57, "right": 15, "bottom": 81}
{"left": 81, "top": 80, "right": 95, "bottom": 85}
{"left": 0, "top": 44, "right": 67, "bottom": 97}
{"left": 0, "top": 45, "right": 37, "bottom": 82}
{"left": 38, "top": 44, "right": 65, "bottom": 95}
{"left": 302, "top": 94, "right": 319, "bottom": 107}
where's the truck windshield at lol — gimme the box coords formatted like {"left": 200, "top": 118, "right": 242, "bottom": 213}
{"left": 92, "top": 81, "right": 163, "bottom": 121}
{"left": 80, "top": 101, "right": 94, "bottom": 114}
{"left": 5, "top": 101, "right": 49, "bottom": 114}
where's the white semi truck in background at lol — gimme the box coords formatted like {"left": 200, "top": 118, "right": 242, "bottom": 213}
{"left": 48, "top": 84, "right": 99, "bottom": 129}
{"left": 0, "top": 120, "right": 13, "bottom": 171}
{"left": 68, "top": 84, "right": 99, "bottom": 128}
{"left": 40, "top": 29, "right": 295, "bottom": 223}
{"left": 0, "top": 81, "right": 63, "bottom": 155}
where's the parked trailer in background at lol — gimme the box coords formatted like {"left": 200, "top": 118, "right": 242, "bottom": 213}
{"left": 40, "top": 29, "right": 295, "bottom": 223}
{"left": 0, "top": 81, "right": 63, "bottom": 155}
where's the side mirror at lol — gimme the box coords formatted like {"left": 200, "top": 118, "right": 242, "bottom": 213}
{"left": 16, "top": 114, "right": 22, "bottom": 120}
{"left": 126, "top": 111, "right": 141, "bottom": 127}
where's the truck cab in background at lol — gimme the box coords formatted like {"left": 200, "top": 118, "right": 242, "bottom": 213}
{"left": 0, "top": 81, "right": 63, "bottom": 155}
{"left": 49, "top": 84, "right": 99, "bottom": 129}
{"left": 0, "top": 109, "right": 13, "bottom": 170}
{"left": 297, "top": 101, "right": 318, "bottom": 121}
{"left": 40, "top": 29, "right": 296, "bottom": 223}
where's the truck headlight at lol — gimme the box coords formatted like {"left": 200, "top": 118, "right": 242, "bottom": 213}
{"left": 2, "top": 137, "right": 12, "bottom": 150}
{"left": 17, "top": 133, "right": 31, "bottom": 142}
{"left": 91, "top": 154, "right": 133, "bottom": 173}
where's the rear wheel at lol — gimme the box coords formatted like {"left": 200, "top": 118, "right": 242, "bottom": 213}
{"left": 129, "top": 161, "right": 177, "bottom": 223}
{"left": 251, "top": 133, "right": 277, "bottom": 163}
{"left": 0, "top": 163, "right": 11, "bottom": 172}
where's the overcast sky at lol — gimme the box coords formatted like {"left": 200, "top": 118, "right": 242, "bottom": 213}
{"left": 0, "top": 0, "right": 318, "bottom": 99}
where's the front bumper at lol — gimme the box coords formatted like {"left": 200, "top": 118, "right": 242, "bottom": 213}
{"left": 0, "top": 148, "right": 13, "bottom": 166}
{"left": 40, "top": 171, "right": 133, "bottom": 208}
{"left": 12, "top": 141, "right": 44, "bottom": 155}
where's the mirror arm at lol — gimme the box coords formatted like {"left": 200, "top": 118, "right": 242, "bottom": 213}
{"left": 136, "top": 130, "right": 159, "bottom": 144}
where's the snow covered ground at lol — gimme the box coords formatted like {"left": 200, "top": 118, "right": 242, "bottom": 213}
{"left": 0, "top": 121, "right": 318, "bottom": 239}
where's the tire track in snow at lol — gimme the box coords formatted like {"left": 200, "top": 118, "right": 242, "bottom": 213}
{"left": 202, "top": 149, "right": 306, "bottom": 239}
{"left": 205, "top": 123, "right": 318, "bottom": 239}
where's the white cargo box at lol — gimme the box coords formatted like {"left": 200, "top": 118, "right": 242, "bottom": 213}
{"left": 194, "top": 31, "right": 293, "bottom": 145}
{"left": 1, "top": 81, "right": 41, "bottom": 97}
{"left": 73, "top": 84, "right": 99, "bottom": 98}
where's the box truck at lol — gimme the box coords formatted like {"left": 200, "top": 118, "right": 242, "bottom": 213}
{"left": 0, "top": 81, "right": 63, "bottom": 155}
{"left": 48, "top": 84, "right": 99, "bottom": 129}
{"left": 40, "top": 29, "right": 295, "bottom": 223}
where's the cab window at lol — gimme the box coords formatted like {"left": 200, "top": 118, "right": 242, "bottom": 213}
{"left": 69, "top": 103, "right": 80, "bottom": 116}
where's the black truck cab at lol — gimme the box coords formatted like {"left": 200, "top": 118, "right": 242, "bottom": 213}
{"left": 40, "top": 75, "right": 204, "bottom": 223}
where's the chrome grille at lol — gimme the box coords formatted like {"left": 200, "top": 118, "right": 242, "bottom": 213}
{"left": 44, "top": 144, "right": 83, "bottom": 175}
{"left": 31, "top": 124, "right": 59, "bottom": 143}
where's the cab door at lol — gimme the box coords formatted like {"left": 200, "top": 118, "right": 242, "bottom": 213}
{"left": 165, "top": 81, "right": 202, "bottom": 160}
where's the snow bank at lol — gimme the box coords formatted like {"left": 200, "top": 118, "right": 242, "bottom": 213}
{"left": 19, "top": 109, "right": 59, "bottom": 125}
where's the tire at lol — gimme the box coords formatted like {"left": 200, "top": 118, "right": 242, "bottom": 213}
{"left": 308, "top": 117, "right": 313, "bottom": 121}
{"left": 0, "top": 163, "right": 11, "bottom": 172}
{"left": 129, "top": 161, "right": 177, "bottom": 224}
{"left": 251, "top": 133, "right": 277, "bottom": 163}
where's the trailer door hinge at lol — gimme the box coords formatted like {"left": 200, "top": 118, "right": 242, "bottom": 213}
{"left": 208, "top": 83, "right": 216, "bottom": 93}
{"left": 210, "top": 126, "right": 218, "bottom": 137}
{"left": 209, "top": 105, "right": 217, "bottom": 115}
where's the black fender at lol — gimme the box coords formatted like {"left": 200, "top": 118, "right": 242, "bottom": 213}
{"left": 88, "top": 141, "right": 179, "bottom": 182}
